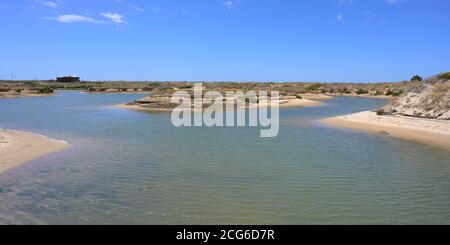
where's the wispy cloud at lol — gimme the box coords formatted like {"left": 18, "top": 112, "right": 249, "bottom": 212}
{"left": 129, "top": 4, "right": 144, "bottom": 13}
{"left": 181, "top": 9, "right": 189, "bottom": 15}
{"left": 49, "top": 12, "right": 125, "bottom": 25}
{"left": 100, "top": 12, "right": 124, "bottom": 24}
{"left": 385, "top": 0, "right": 400, "bottom": 4}
{"left": 223, "top": 1, "right": 233, "bottom": 10}
{"left": 54, "top": 14, "right": 98, "bottom": 23}
{"left": 36, "top": 0, "right": 59, "bottom": 8}
{"left": 337, "top": 14, "right": 344, "bottom": 22}
{"left": 338, "top": 0, "right": 353, "bottom": 4}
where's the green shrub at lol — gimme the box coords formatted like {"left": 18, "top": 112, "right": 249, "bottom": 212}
{"left": 177, "top": 85, "right": 193, "bottom": 89}
{"left": 438, "top": 72, "right": 450, "bottom": 80}
{"left": 36, "top": 86, "right": 53, "bottom": 94}
{"left": 305, "top": 83, "right": 322, "bottom": 91}
{"left": 376, "top": 109, "right": 386, "bottom": 115}
{"left": 411, "top": 75, "right": 423, "bottom": 81}
{"left": 296, "top": 94, "right": 303, "bottom": 99}
{"left": 24, "top": 81, "right": 37, "bottom": 87}
{"left": 356, "top": 88, "right": 368, "bottom": 95}
{"left": 338, "top": 87, "right": 350, "bottom": 94}
{"left": 391, "top": 90, "right": 403, "bottom": 96}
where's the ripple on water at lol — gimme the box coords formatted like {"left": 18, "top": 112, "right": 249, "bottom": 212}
{"left": 0, "top": 93, "right": 450, "bottom": 224}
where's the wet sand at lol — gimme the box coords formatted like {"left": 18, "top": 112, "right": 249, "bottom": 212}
{"left": 321, "top": 111, "right": 450, "bottom": 151}
{"left": 0, "top": 129, "right": 68, "bottom": 173}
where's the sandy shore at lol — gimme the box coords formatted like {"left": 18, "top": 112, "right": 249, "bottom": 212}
{"left": 247, "top": 98, "right": 323, "bottom": 108}
{"left": 0, "top": 129, "right": 68, "bottom": 173}
{"left": 0, "top": 93, "right": 53, "bottom": 99}
{"left": 328, "top": 94, "right": 393, "bottom": 100}
{"left": 321, "top": 111, "right": 450, "bottom": 151}
{"left": 111, "top": 103, "right": 174, "bottom": 112}
{"left": 279, "top": 98, "right": 324, "bottom": 107}
{"left": 299, "top": 93, "right": 334, "bottom": 100}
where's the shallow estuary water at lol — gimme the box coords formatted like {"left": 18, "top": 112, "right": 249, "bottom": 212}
{"left": 0, "top": 91, "right": 449, "bottom": 224}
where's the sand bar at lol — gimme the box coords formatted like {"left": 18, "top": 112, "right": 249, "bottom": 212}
{"left": 113, "top": 98, "right": 324, "bottom": 112}
{"left": 0, "top": 129, "right": 68, "bottom": 173}
{"left": 321, "top": 111, "right": 450, "bottom": 151}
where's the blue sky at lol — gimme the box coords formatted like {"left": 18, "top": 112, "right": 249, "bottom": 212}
{"left": 1, "top": 0, "right": 449, "bottom": 82}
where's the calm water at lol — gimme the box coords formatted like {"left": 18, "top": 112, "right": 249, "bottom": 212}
{"left": 0, "top": 91, "right": 449, "bottom": 224}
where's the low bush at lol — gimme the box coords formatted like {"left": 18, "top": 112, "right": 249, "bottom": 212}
{"left": 438, "top": 72, "right": 450, "bottom": 80}
{"left": 305, "top": 83, "right": 322, "bottom": 91}
{"left": 24, "top": 81, "right": 37, "bottom": 87}
{"left": 177, "top": 85, "right": 193, "bottom": 89}
{"left": 411, "top": 75, "right": 423, "bottom": 81}
{"left": 356, "top": 88, "right": 368, "bottom": 95}
{"left": 391, "top": 90, "right": 403, "bottom": 97}
{"left": 36, "top": 86, "right": 53, "bottom": 94}
{"left": 376, "top": 108, "right": 386, "bottom": 115}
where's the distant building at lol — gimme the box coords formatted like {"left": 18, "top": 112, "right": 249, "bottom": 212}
{"left": 56, "top": 76, "right": 80, "bottom": 83}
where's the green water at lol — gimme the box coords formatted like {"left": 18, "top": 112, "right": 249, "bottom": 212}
{"left": 0, "top": 91, "right": 449, "bottom": 224}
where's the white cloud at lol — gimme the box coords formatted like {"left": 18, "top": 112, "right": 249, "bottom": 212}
{"left": 337, "top": 14, "right": 344, "bottom": 22}
{"left": 37, "top": 0, "right": 58, "bottom": 8}
{"left": 100, "top": 12, "right": 124, "bottom": 24}
{"left": 55, "top": 14, "right": 97, "bottom": 23}
{"left": 129, "top": 4, "right": 144, "bottom": 12}
{"left": 50, "top": 12, "right": 125, "bottom": 25}
{"left": 338, "top": 0, "right": 353, "bottom": 4}
{"left": 385, "top": 0, "right": 400, "bottom": 3}
{"left": 181, "top": 9, "right": 189, "bottom": 15}
{"left": 223, "top": 1, "right": 233, "bottom": 10}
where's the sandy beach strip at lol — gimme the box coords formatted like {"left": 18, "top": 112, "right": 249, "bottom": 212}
{"left": 111, "top": 103, "right": 174, "bottom": 112}
{"left": 321, "top": 111, "right": 450, "bottom": 151}
{"left": 246, "top": 98, "right": 323, "bottom": 108}
{"left": 0, "top": 129, "right": 68, "bottom": 173}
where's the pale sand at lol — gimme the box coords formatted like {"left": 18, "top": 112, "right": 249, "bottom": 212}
{"left": 0, "top": 129, "right": 68, "bottom": 173}
{"left": 0, "top": 93, "right": 53, "bottom": 99}
{"left": 298, "top": 93, "right": 334, "bottom": 100}
{"left": 111, "top": 103, "right": 174, "bottom": 112}
{"left": 329, "top": 94, "right": 393, "bottom": 100}
{"left": 246, "top": 98, "right": 323, "bottom": 108}
{"left": 280, "top": 98, "right": 324, "bottom": 107}
{"left": 321, "top": 111, "right": 450, "bottom": 151}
